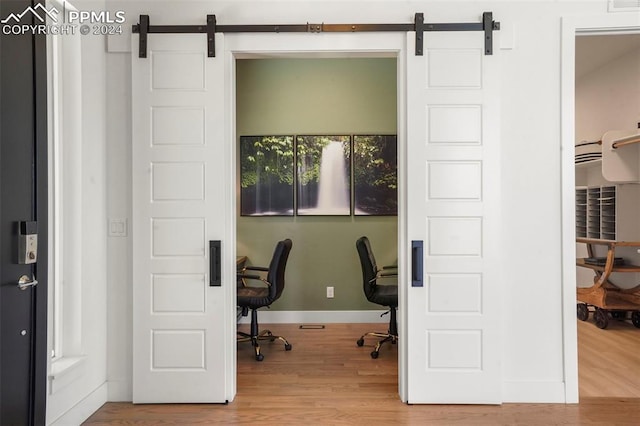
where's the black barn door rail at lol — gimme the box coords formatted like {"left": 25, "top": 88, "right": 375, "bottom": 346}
{"left": 132, "top": 12, "right": 500, "bottom": 58}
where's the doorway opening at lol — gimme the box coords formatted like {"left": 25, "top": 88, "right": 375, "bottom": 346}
{"left": 234, "top": 56, "right": 401, "bottom": 398}
{"left": 573, "top": 32, "right": 640, "bottom": 398}
{"left": 561, "top": 13, "right": 640, "bottom": 402}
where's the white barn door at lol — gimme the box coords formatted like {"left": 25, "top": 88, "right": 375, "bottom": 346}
{"left": 131, "top": 33, "right": 233, "bottom": 403}
{"left": 406, "top": 31, "right": 502, "bottom": 403}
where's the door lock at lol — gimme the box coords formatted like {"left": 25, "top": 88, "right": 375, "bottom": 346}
{"left": 18, "top": 221, "right": 37, "bottom": 264}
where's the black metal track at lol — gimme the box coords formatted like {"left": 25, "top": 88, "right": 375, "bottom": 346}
{"left": 132, "top": 12, "right": 500, "bottom": 58}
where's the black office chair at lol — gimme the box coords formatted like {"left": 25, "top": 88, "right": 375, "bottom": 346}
{"left": 237, "top": 239, "right": 293, "bottom": 361}
{"left": 355, "top": 236, "right": 398, "bottom": 359}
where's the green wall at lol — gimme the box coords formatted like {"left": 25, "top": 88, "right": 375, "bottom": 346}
{"left": 236, "top": 58, "right": 397, "bottom": 311}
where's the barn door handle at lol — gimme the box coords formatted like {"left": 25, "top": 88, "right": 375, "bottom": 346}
{"left": 18, "top": 274, "right": 38, "bottom": 291}
{"left": 210, "top": 240, "right": 221, "bottom": 286}
{"left": 411, "top": 240, "right": 423, "bottom": 287}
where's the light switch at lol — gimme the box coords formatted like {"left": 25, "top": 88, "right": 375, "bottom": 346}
{"left": 109, "top": 218, "right": 127, "bottom": 237}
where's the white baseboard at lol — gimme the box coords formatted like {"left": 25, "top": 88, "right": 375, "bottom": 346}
{"left": 502, "top": 381, "right": 566, "bottom": 403}
{"left": 237, "top": 310, "right": 388, "bottom": 324}
{"left": 50, "top": 382, "right": 108, "bottom": 426}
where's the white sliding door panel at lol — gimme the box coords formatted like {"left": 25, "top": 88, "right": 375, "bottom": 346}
{"left": 132, "top": 33, "right": 230, "bottom": 403}
{"left": 406, "top": 31, "right": 502, "bottom": 403}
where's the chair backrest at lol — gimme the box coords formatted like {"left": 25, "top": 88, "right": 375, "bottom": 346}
{"left": 356, "top": 236, "right": 378, "bottom": 302}
{"left": 267, "top": 239, "right": 292, "bottom": 301}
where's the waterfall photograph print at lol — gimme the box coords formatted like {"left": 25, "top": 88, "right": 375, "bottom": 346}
{"left": 296, "top": 135, "right": 351, "bottom": 216}
{"left": 240, "top": 135, "right": 295, "bottom": 216}
{"left": 353, "top": 135, "right": 397, "bottom": 215}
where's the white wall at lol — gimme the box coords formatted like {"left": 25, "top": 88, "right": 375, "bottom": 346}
{"left": 576, "top": 45, "right": 640, "bottom": 144}
{"left": 105, "top": 50, "right": 133, "bottom": 402}
{"left": 52, "top": 0, "right": 636, "bottom": 421}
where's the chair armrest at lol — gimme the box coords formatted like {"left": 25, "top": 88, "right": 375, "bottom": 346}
{"left": 237, "top": 273, "right": 271, "bottom": 287}
{"left": 369, "top": 271, "right": 398, "bottom": 283}
{"left": 378, "top": 264, "right": 398, "bottom": 279}
{"left": 237, "top": 266, "right": 268, "bottom": 287}
{"left": 244, "top": 266, "right": 269, "bottom": 272}
{"left": 237, "top": 273, "right": 262, "bottom": 281}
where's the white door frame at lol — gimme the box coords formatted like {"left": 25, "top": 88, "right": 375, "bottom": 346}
{"left": 560, "top": 12, "right": 640, "bottom": 404}
{"left": 224, "top": 32, "right": 409, "bottom": 401}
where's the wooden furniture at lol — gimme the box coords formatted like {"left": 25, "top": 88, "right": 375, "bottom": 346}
{"left": 576, "top": 237, "right": 640, "bottom": 329}
{"left": 237, "top": 255, "right": 248, "bottom": 269}
{"left": 237, "top": 256, "right": 248, "bottom": 288}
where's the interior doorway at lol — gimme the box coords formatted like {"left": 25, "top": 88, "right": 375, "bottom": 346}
{"left": 574, "top": 32, "right": 640, "bottom": 398}
{"left": 561, "top": 14, "right": 640, "bottom": 402}
{"left": 234, "top": 55, "right": 401, "bottom": 396}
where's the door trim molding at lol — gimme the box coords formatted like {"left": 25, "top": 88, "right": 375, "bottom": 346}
{"left": 34, "top": 17, "right": 50, "bottom": 425}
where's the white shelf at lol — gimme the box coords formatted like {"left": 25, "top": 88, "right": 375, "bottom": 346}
{"left": 576, "top": 185, "right": 640, "bottom": 241}
{"left": 575, "top": 158, "right": 602, "bottom": 170}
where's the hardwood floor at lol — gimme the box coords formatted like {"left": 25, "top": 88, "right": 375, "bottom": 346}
{"left": 578, "top": 315, "right": 640, "bottom": 398}
{"left": 84, "top": 322, "right": 640, "bottom": 425}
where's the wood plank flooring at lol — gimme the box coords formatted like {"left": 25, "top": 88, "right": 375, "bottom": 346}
{"left": 84, "top": 322, "right": 640, "bottom": 425}
{"left": 578, "top": 315, "right": 640, "bottom": 397}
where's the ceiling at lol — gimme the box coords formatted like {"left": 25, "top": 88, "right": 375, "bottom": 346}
{"left": 576, "top": 33, "right": 640, "bottom": 79}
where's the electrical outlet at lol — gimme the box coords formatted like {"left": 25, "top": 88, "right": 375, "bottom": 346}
{"left": 326, "top": 286, "right": 334, "bottom": 298}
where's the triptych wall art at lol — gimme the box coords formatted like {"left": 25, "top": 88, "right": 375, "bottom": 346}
{"left": 240, "top": 135, "right": 397, "bottom": 216}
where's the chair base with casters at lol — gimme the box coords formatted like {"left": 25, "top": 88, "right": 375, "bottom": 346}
{"left": 356, "top": 306, "right": 397, "bottom": 359}
{"left": 237, "top": 306, "right": 292, "bottom": 361}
